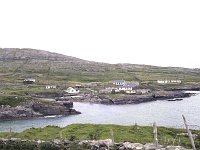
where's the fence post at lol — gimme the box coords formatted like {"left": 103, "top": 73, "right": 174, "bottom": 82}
{"left": 110, "top": 129, "right": 114, "bottom": 145}
{"left": 59, "top": 130, "right": 63, "bottom": 140}
{"left": 182, "top": 115, "right": 196, "bottom": 150}
{"left": 9, "top": 127, "right": 12, "bottom": 139}
{"left": 153, "top": 122, "right": 158, "bottom": 147}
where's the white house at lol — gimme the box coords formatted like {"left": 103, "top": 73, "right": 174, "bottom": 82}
{"left": 65, "top": 87, "right": 79, "bottom": 94}
{"left": 157, "top": 80, "right": 181, "bottom": 84}
{"left": 171, "top": 80, "right": 182, "bottom": 83}
{"left": 113, "top": 80, "right": 126, "bottom": 86}
{"left": 125, "top": 90, "right": 137, "bottom": 94}
{"left": 157, "top": 80, "right": 170, "bottom": 84}
{"left": 46, "top": 85, "right": 57, "bottom": 89}
{"left": 119, "top": 83, "right": 138, "bottom": 91}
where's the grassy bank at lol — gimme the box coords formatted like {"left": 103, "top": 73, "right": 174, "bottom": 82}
{"left": 0, "top": 124, "right": 200, "bottom": 149}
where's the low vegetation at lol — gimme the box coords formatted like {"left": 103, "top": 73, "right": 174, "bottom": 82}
{"left": 0, "top": 95, "right": 31, "bottom": 107}
{"left": 1, "top": 124, "right": 200, "bottom": 149}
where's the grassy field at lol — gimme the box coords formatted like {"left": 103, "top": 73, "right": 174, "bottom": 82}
{"left": 1, "top": 49, "right": 200, "bottom": 84}
{"left": 0, "top": 85, "right": 65, "bottom": 106}
{"left": 0, "top": 124, "right": 200, "bottom": 149}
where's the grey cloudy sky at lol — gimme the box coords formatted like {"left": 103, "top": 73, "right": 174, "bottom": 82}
{"left": 0, "top": 0, "right": 200, "bottom": 68}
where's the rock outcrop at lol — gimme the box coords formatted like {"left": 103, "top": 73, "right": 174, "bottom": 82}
{"left": 0, "top": 105, "right": 42, "bottom": 120}
{"left": 32, "top": 101, "right": 80, "bottom": 116}
{"left": 0, "top": 101, "right": 80, "bottom": 120}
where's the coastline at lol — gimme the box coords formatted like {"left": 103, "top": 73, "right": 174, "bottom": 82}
{"left": 0, "top": 90, "right": 197, "bottom": 121}
{"left": 64, "top": 90, "right": 195, "bottom": 105}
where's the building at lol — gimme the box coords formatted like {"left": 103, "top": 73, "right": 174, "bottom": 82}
{"left": 119, "top": 83, "right": 138, "bottom": 91}
{"left": 113, "top": 80, "right": 126, "bottom": 86}
{"left": 65, "top": 87, "right": 79, "bottom": 94}
{"left": 171, "top": 80, "right": 182, "bottom": 83}
{"left": 157, "top": 80, "right": 181, "bottom": 84}
{"left": 157, "top": 80, "right": 170, "bottom": 84}
{"left": 46, "top": 85, "right": 57, "bottom": 89}
{"left": 23, "top": 78, "right": 36, "bottom": 84}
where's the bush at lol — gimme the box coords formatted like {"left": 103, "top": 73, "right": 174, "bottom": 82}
{"left": 0, "top": 96, "right": 27, "bottom": 107}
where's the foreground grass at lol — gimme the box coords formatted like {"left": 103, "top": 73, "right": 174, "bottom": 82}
{"left": 0, "top": 124, "right": 200, "bottom": 149}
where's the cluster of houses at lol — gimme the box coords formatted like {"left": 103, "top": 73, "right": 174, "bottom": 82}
{"left": 23, "top": 78, "right": 80, "bottom": 94}
{"left": 45, "top": 85, "right": 80, "bottom": 94}
{"left": 44, "top": 80, "right": 150, "bottom": 95}
{"left": 157, "top": 80, "right": 182, "bottom": 84}
{"left": 23, "top": 78, "right": 182, "bottom": 96}
{"left": 99, "top": 80, "right": 151, "bottom": 95}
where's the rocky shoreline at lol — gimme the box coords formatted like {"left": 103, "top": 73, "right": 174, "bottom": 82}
{"left": 0, "top": 100, "right": 80, "bottom": 121}
{"left": 56, "top": 91, "right": 194, "bottom": 105}
{"left": 0, "top": 90, "right": 196, "bottom": 121}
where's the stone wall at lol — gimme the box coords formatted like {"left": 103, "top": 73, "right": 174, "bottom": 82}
{"left": 0, "top": 138, "right": 189, "bottom": 150}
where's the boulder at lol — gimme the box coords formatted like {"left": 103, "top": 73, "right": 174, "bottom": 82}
{"left": 123, "top": 142, "right": 144, "bottom": 150}
{"left": 144, "top": 143, "right": 163, "bottom": 150}
{"left": 53, "top": 139, "right": 62, "bottom": 145}
{"left": 165, "top": 146, "right": 187, "bottom": 150}
{"left": 79, "top": 139, "right": 113, "bottom": 149}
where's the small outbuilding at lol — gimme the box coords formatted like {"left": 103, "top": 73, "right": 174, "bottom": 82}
{"left": 46, "top": 85, "right": 57, "bottom": 89}
{"left": 23, "top": 78, "right": 36, "bottom": 84}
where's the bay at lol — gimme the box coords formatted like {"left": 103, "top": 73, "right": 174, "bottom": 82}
{"left": 0, "top": 91, "right": 200, "bottom": 132}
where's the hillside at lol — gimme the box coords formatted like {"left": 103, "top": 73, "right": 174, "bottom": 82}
{"left": 0, "top": 48, "right": 200, "bottom": 85}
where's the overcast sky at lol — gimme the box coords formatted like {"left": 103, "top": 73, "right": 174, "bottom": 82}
{"left": 0, "top": 0, "right": 200, "bottom": 68}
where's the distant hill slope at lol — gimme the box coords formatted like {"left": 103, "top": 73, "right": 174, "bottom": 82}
{"left": 0, "top": 48, "right": 200, "bottom": 85}
{"left": 0, "top": 48, "right": 85, "bottom": 62}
